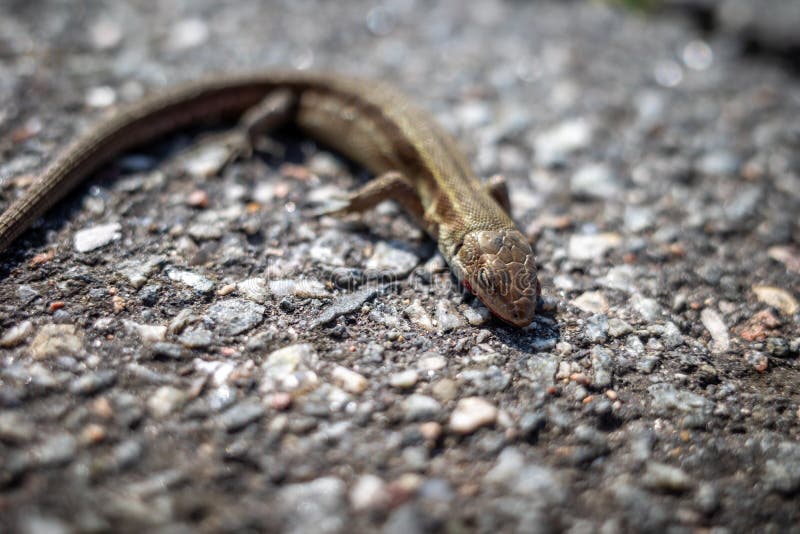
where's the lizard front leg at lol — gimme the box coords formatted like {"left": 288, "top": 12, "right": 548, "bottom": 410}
{"left": 318, "top": 171, "right": 434, "bottom": 236}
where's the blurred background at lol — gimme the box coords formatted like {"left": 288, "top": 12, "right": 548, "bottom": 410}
{"left": 1, "top": 1, "right": 799, "bottom": 533}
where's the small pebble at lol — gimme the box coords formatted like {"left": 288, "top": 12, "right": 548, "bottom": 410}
{"left": 167, "top": 18, "right": 210, "bottom": 50}
{"left": 700, "top": 308, "right": 730, "bottom": 353}
{"left": 349, "top": 474, "right": 390, "bottom": 512}
{"left": 571, "top": 291, "right": 609, "bottom": 314}
{"left": 402, "top": 394, "right": 442, "bottom": 421}
{"left": 237, "top": 278, "right": 268, "bottom": 304}
{"left": 90, "top": 17, "right": 123, "bottom": 49}
{"left": 218, "top": 400, "right": 265, "bottom": 431}
{"left": 463, "top": 306, "right": 491, "bottom": 326}
{"left": 365, "top": 241, "right": 420, "bottom": 278}
{"left": 30, "top": 324, "right": 83, "bottom": 359}
{"left": 1, "top": 320, "right": 34, "bottom": 347}
{"left": 147, "top": 386, "right": 187, "bottom": 418}
{"left": 418, "top": 353, "right": 447, "bottom": 372}
{"left": 205, "top": 298, "right": 265, "bottom": 336}
{"left": 533, "top": 118, "right": 592, "bottom": 167}
{"left": 389, "top": 369, "right": 419, "bottom": 389}
{"left": 752, "top": 285, "right": 798, "bottom": 316}
{"left": 568, "top": 233, "right": 622, "bottom": 261}
{"left": 167, "top": 269, "right": 215, "bottom": 294}
{"left": 436, "top": 300, "right": 466, "bottom": 332}
{"left": 419, "top": 421, "right": 442, "bottom": 441}
{"left": 332, "top": 366, "right": 368, "bottom": 394}
{"left": 642, "top": 462, "right": 693, "bottom": 493}
{"left": 74, "top": 223, "right": 121, "bottom": 252}
{"left": 178, "top": 328, "right": 214, "bottom": 349}
{"left": 431, "top": 379, "right": 458, "bottom": 402}
{"left": 69, "top": 370, "right": 117, "bottom": 395}
{"left": 404, "top": 300, "right": 435, "bottom": 331}
{"left": 449, "top": 397, "right": 498, "bottom": 435}
{"left": 570, "top": 163, "right": 623, "bottom": 200}
{"left": 123, "top": 320, "right": 167, "bottom": 344}
{"left": 277, "top": 477, "right": 347, "bottom": 534}
{"left": 187, "top": 189, "right": 210, "bottom": 208}
{"left": 85, "top": 86, "right": 116, "bottom": 108}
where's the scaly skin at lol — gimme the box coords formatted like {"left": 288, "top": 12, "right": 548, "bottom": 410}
{"left": 0, "top": 71, "right": 540, "bottom": 326}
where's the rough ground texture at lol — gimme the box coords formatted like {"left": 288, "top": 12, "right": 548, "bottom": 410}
{"left": 1, "top": 0, "right": 799, "bottom": 532}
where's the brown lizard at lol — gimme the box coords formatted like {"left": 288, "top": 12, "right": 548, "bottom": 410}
{"left": 0, "top": 71, "right": 540, "bottom": 327}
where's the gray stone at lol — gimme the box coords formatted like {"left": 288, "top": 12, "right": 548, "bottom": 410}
{"left": 30, "top": 433, "right": 77, "bottom": 468}
{"left": 205, "top": 298, "right": 265, "bottom": 336}
{"left": 533, "top": 118, "right": 593, "bottom": 167}
{"left": 278, "top": 477, "right": 347, "bottom": 534}
{"left": 584, "top": 314, "right": 609, "bottom": 343}
{"left": 218, "top": 400, "right": 265, "bottom": 431}
{"left": 591, "top": 346, "right": 614, "bottom": 389}
{"left": 697, "top": 150, "right": 740, "bottom": 176}
{"left": 763, "top": 442, "right": 800, "bottom": 494}
{"left": 68, "top": 370, "right": 117, "bottom": 395}
{"left": 365, "top": 241, "right": 420, "bottom": 278}
{"left": 436, "top": 299, "right": 466, "bottom": 332}
{"left": 118, "top": 256, "right": 165, "bottom": 289}
{"left": 0, "top": 412, "right": 35, "bottom": 443}
{"left": 568, "top": 233, "right": 622, "bottom": 262}
{"left": 402, "top": 395, "right": 442, "bottom": 421}
{"left": 178, "top": 327, "right": 214, "bottom": 349}
{"left": 167, "top": 269, "right": 214, "bottom": 294}
{"left": 648, "top": 383, "right": 712, "bottom": 427}
{"left": 311, "top": 286, "right": 379, "bottom": 328}
{"left": 571, "top": 163, "right": 623, "bottom": 200}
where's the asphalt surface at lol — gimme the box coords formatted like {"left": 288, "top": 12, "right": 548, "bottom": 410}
{"left": 0, "top": 0, "right": 798, "bottom": 532}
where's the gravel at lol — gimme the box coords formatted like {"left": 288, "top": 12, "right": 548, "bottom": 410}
{"left": 1, "top": 0, "right": 798, "bottom": 531}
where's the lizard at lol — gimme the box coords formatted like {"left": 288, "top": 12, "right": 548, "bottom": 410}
{"left": 0, "top": 71, "right": 541, "bottom": 327}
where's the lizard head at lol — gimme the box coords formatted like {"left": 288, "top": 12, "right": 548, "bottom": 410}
{"left": 455, "top": 228, "right": 540, "bottom": 327}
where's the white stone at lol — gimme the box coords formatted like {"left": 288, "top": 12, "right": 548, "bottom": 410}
{"left": 74, "top": 222, "right": 121, "bottom": 252}
{"left": 123, "top": 320, "right": 167, "bottom": 344}
{"left": 568, "top": 233, "right": 622, "bottom": 261}
{"left": 332, "top": 366, "right": 368, "bottom": 394}
{"left": 449, "top": 397, "right": 497, "bottom": 435}
{"left": 570, "top": 291, "right": 609, "bottom": 314}
{"left": 700, "top": 308, "right": 729, "bottom": 353}
{"left": 1, "top": 320, "right": 33, "bottom": 347}
{"left": 389, "top": 370, "right": 419, "bottom": 389}
{"left": 349, "top": 474, "right": 389, "bottom": 512}
{"left": 404, "top": 300, "right": 435, "bottom": 331}
{"left": 436, "top": 300, "right": 466, "bottom": 332}
{"left": 753, "top": 285, "right": 798, "bottom": 316}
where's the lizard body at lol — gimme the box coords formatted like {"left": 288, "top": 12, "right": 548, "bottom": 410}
{"left": 0, "top": 71, "right": 540, "bottom": 326}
